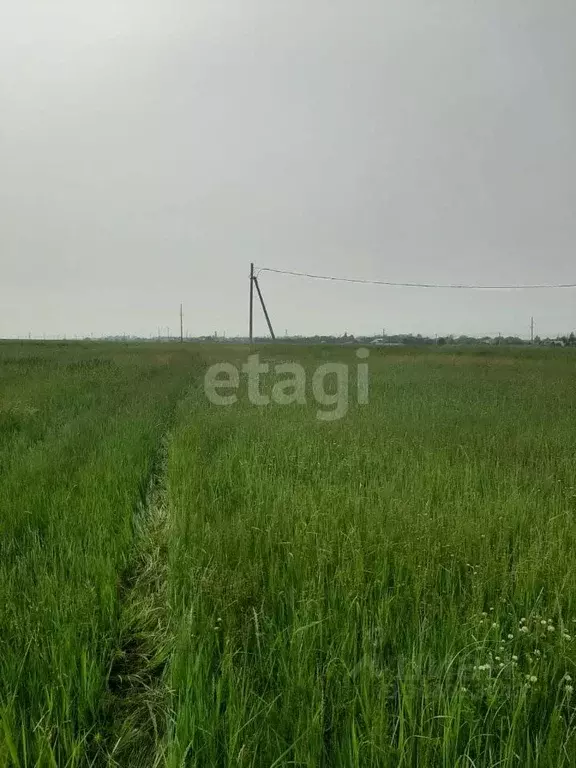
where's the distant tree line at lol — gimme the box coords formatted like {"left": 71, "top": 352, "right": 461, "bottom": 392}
{"left": 95, "top": 331, "right": 576, "bottom": 347}
{"left": 276, "top": 332, "right": 576, "bottom": 347}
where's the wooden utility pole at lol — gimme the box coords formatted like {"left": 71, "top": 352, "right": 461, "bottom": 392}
{"left": 180, "top": 304, "right": 183, "bottom": 343}
{"left": 249, "top": 262, "right": 254, "bottom": 344}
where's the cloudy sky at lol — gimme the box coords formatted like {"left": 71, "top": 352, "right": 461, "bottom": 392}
{"left": 1, "top": 1, "right": 575, "bottom": 338}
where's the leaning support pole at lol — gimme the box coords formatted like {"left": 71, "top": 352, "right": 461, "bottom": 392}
{"left": 249, "top": 263, "right": 254, "bottom": 344}
{"left": 253, "top": 276, "right": 276, "bottom": 340}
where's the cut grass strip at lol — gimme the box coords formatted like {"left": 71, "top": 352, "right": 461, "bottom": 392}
{"left": 103, "top": 436, "right": 173, "bottom": 768}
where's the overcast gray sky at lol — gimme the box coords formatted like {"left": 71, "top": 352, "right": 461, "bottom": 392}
{"left": 1, "top": 1, "right": 575, "bottom": 339}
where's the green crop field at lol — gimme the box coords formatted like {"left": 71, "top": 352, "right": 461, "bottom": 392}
{"left": 1, "top": 341, "right": 576, "bottom": 767}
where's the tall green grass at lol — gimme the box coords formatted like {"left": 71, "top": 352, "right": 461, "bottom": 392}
{"left": 162, "top": 347, "right": 576, "bottom": 766}
{"left": 2, "top": 343, "right": 576, "bottom": 766}
{"left": 0, "top": 342, "right": 199, "bottom": 766}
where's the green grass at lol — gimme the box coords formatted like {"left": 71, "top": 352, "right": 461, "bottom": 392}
{"left": 0, "top": 342, "right": 200, "bottom": 766}
{"left": 1, "top": 342, "right": 576, "bottom": 766}
{"left": 161, "top": 347, "right": 576, "bottom": 767}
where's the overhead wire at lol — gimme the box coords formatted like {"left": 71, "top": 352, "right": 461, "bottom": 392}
{"left": 255, "top": 266, "right": 576, "bottom": 290}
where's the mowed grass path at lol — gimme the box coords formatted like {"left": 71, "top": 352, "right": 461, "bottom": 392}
{"left": 164, "top": 346, "right": 576, "bottom": 767}
{"left": 1, "top": 343, "right": 576, "bottom": 766}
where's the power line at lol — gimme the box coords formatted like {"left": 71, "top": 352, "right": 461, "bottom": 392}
{"left": 256, "top": 266, "right": 576, "bottom": 291}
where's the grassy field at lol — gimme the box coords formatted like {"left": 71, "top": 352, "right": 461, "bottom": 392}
{"left": 1, "top": 341, "right": 576, "bottom": 766}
